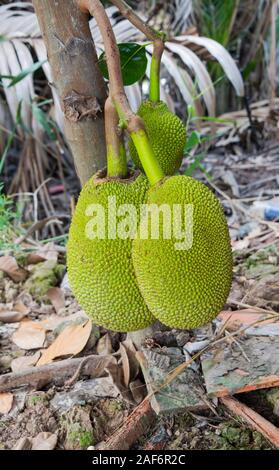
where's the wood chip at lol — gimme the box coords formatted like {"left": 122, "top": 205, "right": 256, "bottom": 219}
{"left": 37, "top": 320, "right": 92, "bottom": 366}
{"left": 0, "top": 392, "right": 13, "bottom": 414}
{"left": 12, "top": 321, "right": 46, "bottom": 350}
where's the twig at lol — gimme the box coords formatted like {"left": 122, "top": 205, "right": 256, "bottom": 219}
{"left": 0, "top": 354, "right": 114, "bottom": 392}
{"left": 110, "top": 0, "right": 163, "bottom": 42}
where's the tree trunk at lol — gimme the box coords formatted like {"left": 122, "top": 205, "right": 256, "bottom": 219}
{"left": 33, "top": 0, "right": 107, "bottom": 185}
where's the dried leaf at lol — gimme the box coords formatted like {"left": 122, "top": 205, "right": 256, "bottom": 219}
{"left": 31, "top": 432, "right": 57, "bottom": 450}
{"left": 37, "top": 320, "right": 92, "bottom": 366}
{"left": 122, "top": 338, "right": 139, "bottom": 381}
{"left": 0, "top": 392, "right": 13, "bottom": 414}
{"left": 119, "top": 343, "right": 130, "bottom": 388}
{"left": 12, "top": 321, "right": 46, "bottom": 350}
{"left": 0, "top": 256, "right": 28, "bottom": 282}
{"left": 40, "top": 311, "right": 87, "bottom": 331}
{"left": 47, "top": 287, "right": 65, "bottom": 313}
{"left": 26, "top": 242, "right": 58, "bottom": 265}
{"left": 11, "top": 351, "right": 41, "bottom": 372}
{"left": 0, "top": 310, "right": 25, "bottom": 323}
{"left": 0, "top": 301, "right": 30, "bottom": 323}
{"left": 129, "top": 379, "right": 146, "bottom": 404}
{"left": 97, "top": 333, "right": 113, "bottom": 355}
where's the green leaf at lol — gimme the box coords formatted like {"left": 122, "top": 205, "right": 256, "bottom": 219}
{"left": 32, "top": 104, "right": 57, "bottom": 141}
{"left": 184, "top": 131, "right": 201, "bottom": 153}
{"left": 0, "top": 101, "right": 22, "bottom": 175}
{"left": 98, "top": 43, "right": 147, "bottom": 86}
{"left": 184, "top": 153, "right": 205, "bottom": 176}
{"left": 4, "top": 60, "right": 46, "bottom": 88}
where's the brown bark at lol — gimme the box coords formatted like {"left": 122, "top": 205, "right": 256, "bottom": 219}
{"left": 98, "top": 399, "right": 156, "bottom": 450}
{"left": 221, "top": 396, "right": 279, "bottom": 449}
{"left": 0, "top": 354, "right": 114, "bottom": 392}
{"left": 33, "top": 0, "right": 107, "bottom": 185}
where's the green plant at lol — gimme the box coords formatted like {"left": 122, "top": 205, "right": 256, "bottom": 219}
{"left": 0, "top": 183, "right": 21, "bottom": 251}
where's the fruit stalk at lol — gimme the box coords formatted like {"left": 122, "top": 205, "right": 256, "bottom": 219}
{"left": 105, "top": 96, "right": 127, "bottom": 178}
{"left": 109, "top": 0, "right": 165, "bottom": 102}
{"left": 77, "top": 0, "right": 165, "bottom": 186}
{"left": 149, "top": 39, "right": 164, "bottom": 103}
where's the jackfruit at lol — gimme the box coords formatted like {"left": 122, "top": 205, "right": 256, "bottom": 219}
{"left": 67, "top": 169, "right": 155, "bottom": 332}
{"left": 129, "top": 101, "right": 186, "bottom": 175}
{"left": 132, "top": 175, "right": 232, "bottom": 329}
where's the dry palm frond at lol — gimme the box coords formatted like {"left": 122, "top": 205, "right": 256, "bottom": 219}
{"left": 201, "top": 98, "right": 279, "bottom": 147}
{"left": 0, "top": 2, "right": 244, "bottom": 139}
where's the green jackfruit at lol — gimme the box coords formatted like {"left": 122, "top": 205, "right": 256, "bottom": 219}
{"left": 132, "top": 176, "right": 232, "bottom": 329}
{"left": 67, "top": 169, "right": 154, "bottom": 332}
{"left": 129, "top": 101, "right": 186, "bottom": 175}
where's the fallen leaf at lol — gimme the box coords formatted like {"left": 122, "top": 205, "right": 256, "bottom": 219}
{"left": 119, "top": 343, "right": 130, "bottom": 388}
{"left": 105, "top": 363, "right": 133, "bottom": 402}
{"left": 130, "top": 379, "right": 146, "bottom": 404}
{"left": 217, "top": 309, "right": 274, "bottom": 328}
{"left": 0, "top": 256, "right": 28, "bottom": 282}
{"left": 0, "top": 392, "right": 13, "bottom": 414}
{"left": 11, "top": 351, "right": 41, "bottom": 372}
{"left": 47, "top": 287, "right": 65, "bottom": 313}
{"left": 26, "top": 242, "right": 58, "bottom": 264}
{"left": 0, "top": 310, "right": 26, "bottom": 323}
{"left": 37, "top": 320, "right": 92, "bottom": 366}
{"left": 0, "top": 302, "right": 30, "bottom": 323}
{"left": 14, "top": 302, "right": 30, "bottom": 315}
{"left": 232, "top": 239, "right": 250, "bottom": 252}
{"left": 31, "top": 432, "right": 57, "bottom": 450}
{"left": 40, "top": 311, "right": 88, "bottom": 331}
{"left": 12, "top": 437, "right": 32, "bottom": 450}
{"left": 122, "top": 338, "right": 139, "bottom": 381}
{"left": 97, "top": 333, "right": 113, "bottom": 355}
{"left": 12, "top": 321, "right": 46, "bottom": 350}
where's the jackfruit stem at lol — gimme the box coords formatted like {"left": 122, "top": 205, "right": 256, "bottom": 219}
{"left": 105, "top": 96, "right": 127, "bottom": 178}
{"left": 149, "top": 40, "right": 164, "bottom": 103}
{"left": 110, "top": 0, "right": 165, "bottom": 104}
{"left": 130, "top": 129, "right": 164, "bottom": 186}
{"left": 77, "top": 0, "right": 166, "bottom": 187}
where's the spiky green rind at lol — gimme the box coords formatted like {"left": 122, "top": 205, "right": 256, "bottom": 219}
{"left": 67, "top": 170, "right": 155, "bottom": 332}
{"left": 129, "top": 101, "right": 186, "bottom": 175}
{"left": 132, "top": 176, "right": 233, "bottom": 329}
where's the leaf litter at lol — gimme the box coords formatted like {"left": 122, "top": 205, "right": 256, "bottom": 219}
{"left": 0, "top": 134, "right": 279, "bottom": 449}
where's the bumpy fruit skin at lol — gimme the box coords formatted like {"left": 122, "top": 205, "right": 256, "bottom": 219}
{"left": 132, "top": 176, "right": 233, "bottom": 329}
{"left": 67, "top": 170, "right": 155, "bottom": 332}
{"left": 129, "top": 100, "right": 186, "bottom": 175}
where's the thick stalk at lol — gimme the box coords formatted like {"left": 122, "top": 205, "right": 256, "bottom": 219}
{"left": 149, "top": 39, "right": 164, "bottom": 102}
{"left": 33, "top": 0, "right": 107, "bottom": 185}
{"left": 110, "top": 0, "right": 164, "bottom": 102}
{"left": 105, "top": 96, "right": 127, "bottom": 178}
{"left": 77, "top": 0, "right": 164, "bottom": 186}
